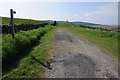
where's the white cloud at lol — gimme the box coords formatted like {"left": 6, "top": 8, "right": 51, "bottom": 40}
{"left": 83, "top": 3, "right": 118, "bottom": 25}
{"left": 0, "top": 2, "right": 118, "bottom": 25}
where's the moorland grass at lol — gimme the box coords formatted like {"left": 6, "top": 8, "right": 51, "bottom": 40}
{"left": 2, "top": 27, "right": 56, "bottom": 78}
{"left": 66, "top": 27, "right": 119, "bottom": 58}
{"left": 1, "top": 17, "right": 52, "bottom": 25}
{"left": 56, "top": 22, "right": 119, "bottom": 58}
{"left": 2, "top": 25, "right": 54, "bottom": 75}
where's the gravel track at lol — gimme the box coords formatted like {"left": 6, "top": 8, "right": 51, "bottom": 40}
{"left": 45, "top": 28, "right": 118, "bottom": 78}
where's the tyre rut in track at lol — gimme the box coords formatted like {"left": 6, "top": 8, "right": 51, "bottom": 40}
{"left": 45, "top": 28, "right": 118, "bottom": 78}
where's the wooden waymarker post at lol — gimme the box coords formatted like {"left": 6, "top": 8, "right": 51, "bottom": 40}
{"left": 10, "top": 9, "right": 16, "bottom": 39}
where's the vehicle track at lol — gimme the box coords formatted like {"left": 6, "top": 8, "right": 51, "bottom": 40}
{"left": 45, "top": 28, "right": 118, "bottom": 78}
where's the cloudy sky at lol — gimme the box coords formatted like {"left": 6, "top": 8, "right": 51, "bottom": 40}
{"left": 0, "top": 0, "right": 119, "bottom": 25}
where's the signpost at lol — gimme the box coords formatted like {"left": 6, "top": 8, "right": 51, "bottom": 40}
{"left": 10, "top": 9, "right": 16, "bottom": 39}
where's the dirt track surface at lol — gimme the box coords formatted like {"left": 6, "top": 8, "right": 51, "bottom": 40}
{"left": 45, "top": 28, "right": 118, "bottom": 78}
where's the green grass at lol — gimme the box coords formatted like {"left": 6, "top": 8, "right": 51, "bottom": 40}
{"left": 1, "top": 17, "right": 52, "bottom": 25}
{"left": 90, "top": 25, "right": 119, "bottom": 31}
{"left": 2, "top": 27, "right": 56, "bottom": 78}
{"left": 1, "top": 16, "right": 56, "bottom": 78}
{"left": 1, "top": 18, "right": 119, "bottom": 79}
{"left": 2, "top": 25, "right": 54, "bottom": 75}
{"left": 64, "top": 27, "right": 119, "bottom": 58}
{"left": 56, "top": 22, "right": 119, "bottom": 58}
{"left": 57, "top": 22, "right": 72, "bottom": 27}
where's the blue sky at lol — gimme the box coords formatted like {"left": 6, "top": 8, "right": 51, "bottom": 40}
{"left": 0, "top": 1, "right": 118, "bottom": 25}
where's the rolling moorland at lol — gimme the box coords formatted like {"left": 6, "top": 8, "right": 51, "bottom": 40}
{"left": 1, "top": 17, "right": 119, "bottom": 78}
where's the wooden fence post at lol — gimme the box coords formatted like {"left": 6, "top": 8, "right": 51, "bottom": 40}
{"left": 10, "top": 9, "right": 16, "bottom": 39}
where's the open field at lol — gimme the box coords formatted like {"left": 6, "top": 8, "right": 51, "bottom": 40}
{"left": 89, "top": 25, "right": 119, "bottom": 32}
{"left": 62, "top": 25, "right": 119, "bottom": 58}
{"left": 1, "top": 18, "right": 119, "bottom": 78}
{"left": 1, "top": 17, "right": 52, "bottom": 25}
{"left": 91, "top": 25, "right": 118, "bottom": 30}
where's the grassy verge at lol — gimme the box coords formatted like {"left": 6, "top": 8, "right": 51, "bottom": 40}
{"left": 63, "top": 27, "right": 119, "bottom": 58}
{"left": 2, "top": 25, "right": 54, "bottom": 75}
{"left": 2, "top": 27, "right": 56, "bottom": 78}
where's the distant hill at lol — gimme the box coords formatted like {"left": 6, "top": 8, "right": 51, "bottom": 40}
{"left": 45, "top": 20, "right": 53, "bottom": 22}
{"left": 56, "top": 21, "right": 101, "bottom": 26}
{"left": 71, "top": 21, "right": 101, "bottom": 26}
{"left": 1, "top": 17, "right": 102, "bottom": 26}
{"left": 42, "top": 20, "right": 102, "bottom": 26}
{"left": 45, "top": 20, "right": 65, "bottom": 23}
{"left": 57, "top": 21, "right": 66, "bottom": 23}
